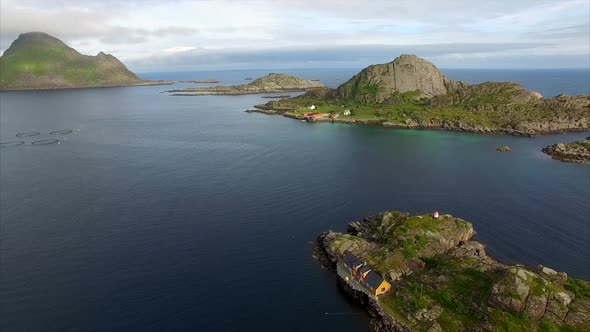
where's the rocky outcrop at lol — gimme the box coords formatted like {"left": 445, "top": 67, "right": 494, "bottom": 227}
{"left": 335, "top": 55, "right": 454, "bottom": 102}
{"left": 431, "top": 81, "right": 543, "bottom": 107}
{"left": 542, "top": 140, "right": 590, "bottom": 164}
{"left": 167, "top": 73, "right": 324, "bottom": 95}
{"left": 497, "top": 146, "right": 511, "bottom": 152}
{"left": 316, "top": 211, "right": 590, "bottom": 331}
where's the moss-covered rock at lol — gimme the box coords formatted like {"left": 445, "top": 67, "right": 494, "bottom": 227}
{"left": 316, "top": 211, "right": 590, "bottom": 331}
{"left": 542, "top": 140, "right": 590, "bottom": 164}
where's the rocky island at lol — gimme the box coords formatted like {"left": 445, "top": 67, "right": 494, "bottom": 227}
{"left": 166, "top": 73, "right": 324, "bottom": 96}
{"left": 542, "top": 139, "right": 590, "bottom": 164}
{"left": 254, "top": 55, "right": 590, "bottom": 136}
{"left": 0, "top": 32, "right": 171, "bottom": 90}
{"left": 316, "top": 211, "right": 590, "bottom": 331}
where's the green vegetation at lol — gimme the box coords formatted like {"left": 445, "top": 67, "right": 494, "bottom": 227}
{"left": 491, "top": 310, "right": 534, "bottom": 332}
{"left": 325, "top": 212, "right": 590, "bottom": 331}
{"left": 0, "top": 32, "right": 140, "bottom": 89}
{"left": 565, "top": 279, "right": 590, "bottom": 300}
{"left": 377, "top": 255, "right": 499, "bottom": 330}
{"left": 260, "top": 83, "right": 589, "bottom": 134}
{"left": 538, "top": 320, "right": 578, "bottom": 332}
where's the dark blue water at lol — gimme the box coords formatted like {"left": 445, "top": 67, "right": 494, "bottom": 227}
{"left": 1, "top": 69, "right": 589, "bottom": 332}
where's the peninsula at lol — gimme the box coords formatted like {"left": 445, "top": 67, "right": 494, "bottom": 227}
{"left": 316, "top": 211, "right": 590, "bottom": 332}
{"left": 166, "top": 73, "right": 324, "bottom": 95}
{"left": 253, "top": 55, "right": 590, "bottom": 136}
{"left": 0, "top": 32, "right": 171, "bottom": 90}
{"left": 542, "top": 139, "right": 590, "bottom": 164}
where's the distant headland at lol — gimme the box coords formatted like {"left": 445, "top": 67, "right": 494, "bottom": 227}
{"left": 166, "top": 73, "right": 325, "bottom": 96}
{"left": 316, "top": 211, "right": 590, "bottom": 331}
{"left": 251, "top": 55, "right": 590, "bottom": 136}
{"left": 0, "top": 32, "right": 172, "bottom": 90}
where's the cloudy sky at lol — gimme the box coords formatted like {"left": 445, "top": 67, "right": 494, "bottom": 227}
{"left": 1, "top": 0, "right": 589, "bottom": 72}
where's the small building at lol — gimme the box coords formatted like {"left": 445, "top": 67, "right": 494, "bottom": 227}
{"left": 343, "top": 109, "right": 351, "bottom": 116}
{"left": 351, "top": 259, "right": 365, "bottom": 272}
{"left": 308, "top": 105, "right": 317, "bottom": 110}
{"left": 433, "top": 211, "right": 440, "bottom": 219}
{"left": 358, "top": 265, "right": 372, "bottom": 279}
{"left": 340, "top": 252, "right": 391, "bottom": 297}
{"left": 342, "top": 252, "right": 360, "bottom": 272}
{"left": 364, "top": 271, "right": 391, "bottom": 296}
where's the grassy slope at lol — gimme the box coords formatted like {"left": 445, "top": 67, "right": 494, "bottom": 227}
{"left": 327, "top": 212, "right": 589, "bottom": 332}
{"left": 0, "top": 34, "right": 139, "bottom": 89}
{"left": 263, "top": 85, "right": 589, "bottom": 132}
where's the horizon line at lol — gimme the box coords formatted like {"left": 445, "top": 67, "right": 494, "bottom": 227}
{"left": 136, "top": 67, "right": 590, "bottom": 74}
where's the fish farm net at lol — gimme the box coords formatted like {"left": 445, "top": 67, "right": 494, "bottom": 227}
{"left": 16, "top": 131, "right": 40, "bottom": 137}
{"left": 0, "top": 141, "right": 25, "bottom": 148}
{"left": 31, "top": 139, "right": 59, "bottom": 145}
{"left": 50, "top": 130, "right": 73, "bottom": 135}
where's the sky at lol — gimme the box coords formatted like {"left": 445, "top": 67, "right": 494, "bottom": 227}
{"left": 1, "top": 0, "right": 589, "bottom": 72}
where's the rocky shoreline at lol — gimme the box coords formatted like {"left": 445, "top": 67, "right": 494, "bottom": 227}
{"left": 248, "top": 107, "right": 589, "bottom": 136}
{"left": 315, "top": 212, "right": 590, "bottom": 331}
{"left": 316, "top": 232, "right": 411, "bottom": 332}
{"left": 542, "top": 140, "right": 590, "bottom": 164}
{"left": 247, "top": 55, "right": 589, "bottom": 137}
{"left": 0, "top": 80, "right": 175, "bottom": 91}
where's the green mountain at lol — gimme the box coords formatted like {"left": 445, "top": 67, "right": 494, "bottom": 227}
{"left": 0, "top": 32, "right": 141, "bottom": 89}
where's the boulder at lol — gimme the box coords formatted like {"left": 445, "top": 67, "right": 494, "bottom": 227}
{"left": 564, "top": 300, "right": 590, "bottom": 329}
{"left": 489, "top": 268, "right": 532, "bottom": 313}
{"left": 544, "top": 291, "right": 574, "bottom": 323}
{"left": 523, "top": 294, "right": 548, "bottom": 320}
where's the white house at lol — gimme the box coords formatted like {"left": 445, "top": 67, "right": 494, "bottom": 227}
{"left": 308, "top": 105, "right": 317, "bottom": 110}
{"left": 343, "top": 109, "right": 351, "bottom": 116}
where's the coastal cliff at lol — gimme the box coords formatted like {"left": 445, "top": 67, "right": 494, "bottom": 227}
{"left": 335, "top": 54, "right": 455, "bottom": 101}
{"left": 542, "top": 139, "right": 590, "bottom": 164}
{"left": 167, "top": 73, "right": 324, "bottom": 95}
{"left": 253, "top": 55, "right": 590, "bottom": 136}
{"left": 0, "top": 32, "right": 167, "bottom": 90}
{"left": 316, "top": 212, "right": 590, "bottom": 331}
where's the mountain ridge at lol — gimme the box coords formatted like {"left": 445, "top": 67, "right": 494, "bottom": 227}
{"left": 0, "top": 32, "right": 145, "bottom": 90}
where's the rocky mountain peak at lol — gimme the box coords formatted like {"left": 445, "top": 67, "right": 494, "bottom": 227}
{"left": 3, "top": 32, "right": 72, "bottom": 57}
{"left": 335, "top": 54, "right": 454, "bottom": 102}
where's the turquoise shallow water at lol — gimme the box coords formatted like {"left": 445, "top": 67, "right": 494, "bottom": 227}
{"left": 1, "top": 69, "right": 589, "bottom": 331}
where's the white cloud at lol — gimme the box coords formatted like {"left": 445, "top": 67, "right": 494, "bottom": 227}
{"left": 164, "top": 46, "right": 197, "bottom": 54}
{"left": 1, "top": 0, "right": 588, "bottom": 70}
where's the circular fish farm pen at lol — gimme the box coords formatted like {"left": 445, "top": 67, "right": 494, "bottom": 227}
{"left": 16, "top": 131, "right": 40, "bottom": 137}
{"left": 49, "top": 130, "right": 73, "bottom": 135}
{"left": 31, "top": 138, "right": 60, "bottom": 145}
{"left": 0, "top": 141, "right": 25, "bottom": 148}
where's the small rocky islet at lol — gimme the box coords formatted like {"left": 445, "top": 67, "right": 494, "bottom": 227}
{"left": 316, "top": 211, "right": 590, "bottom": 331}
{"left": 542, "top": 140, "right": 590, "bottom": 164}
{"left": 166, "top": 73, "right": 324, "bottom": 95}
